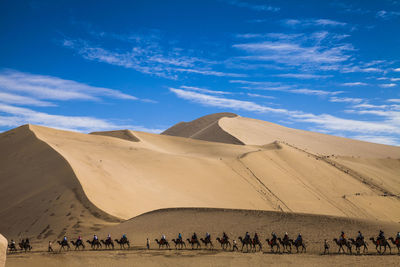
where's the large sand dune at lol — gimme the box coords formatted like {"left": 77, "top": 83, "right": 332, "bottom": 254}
{"left": 0, "top": 113, "right": 399, "bottom": 250}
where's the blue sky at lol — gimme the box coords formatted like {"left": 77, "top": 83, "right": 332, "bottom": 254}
{"left": 1, "top": 0, "right": 400, "bottom": 145}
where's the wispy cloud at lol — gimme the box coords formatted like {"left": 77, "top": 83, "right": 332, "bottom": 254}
{"left": 63, "top": 37, "right": 243, "bottom": 79}
{"left": 275, "top": 73, "right": 332, "bottom": 79}
{"left": 180, "top": 86, "right": 233, "bottom": 95}
{"left": 0, "top": 92, "right": 55, "bottom": 107}
{"left": 0, "top": 103, "right": 163, "bottom": 133}
{"left": 379, "top": 83, "right": 397, "bottom": 88}
{"left": 0, "top": 69, "right": 137, "bottom": 103}
{"left": 283, "top": 18, "right": 347, "bottom": 27}
{"left": 341, "top": 82, "right": 368, "bottom": 86}
{"left": 394, "top": 68, "right": 400, "bottom": 72}
{"left": 350, "top": 135, "right": 399, "bottom": 146}
{"left": 376, "top": 10, "right": 400, "bottom": 19}
{"left": 230, "top": 80, "right": 343, "bottom": 96}
{"left": 247, "top": 93, "right": 275, "bottom": 99}
{"left": 226, "top": 0, "right": 280, "bottom": 12}
{"left": 388, "top": 99, "right": 400, "bottom": 103}
{"left": 329, "top": 97, "right": 364, "bottom": 104}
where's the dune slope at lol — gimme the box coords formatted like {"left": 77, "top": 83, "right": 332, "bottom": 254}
{"left": 0, "top": 125, "right": 119, "bottom": 243}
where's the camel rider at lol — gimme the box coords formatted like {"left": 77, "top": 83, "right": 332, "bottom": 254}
{"left": 122, "top": 234, "right": 127, "bottom": 242}
{"left": 63, "top": 236, "right": 67, "bottom": 242}
{"left": 161, "top": 234, "right": 166, "bottom": 243}
{"left": 223, "top": 232, "right": 229, "bottom": 242}
{"left": 245, "top": 232, "right": 250, "bottom": 241}
{"left": 357, "top": 231, "right": 364, "bottom": 241}
{"left": 206, "top": 232, "right": 210, "bottom": 241}
{"left": 11, "top": 239, "right": 16, "bottom": 247}
{"left": 295, "top": 233, "right": 302, "bottom": 244}
{"left": 271, "top": 232, "right": 277, "bottom": 243}
{"left": 283, "top": 232, "right": 289, "bottom": 242}
{"left": 25, "top": 238, "right": 30, "bottom": 245}
{"left": 178, "top": 233, "right": 182, "bottom": 241}
{"left": 192, "top": 232, "right": 197, "bottom": 241}
{"left": 254, "top": 233, "right": 259, "bottom": 242}
{"left": 378, "top": 230, "right": 384, "bottom": 241}
{"left": 93, "top": 234, "right": 98, "bottom": 243}
{"left": 77, "top": 236, "right": 82, "bottom": 244}
{"left": 339, "top": 231, "right": 346, "bottom": 241}
{"left": 397, "top": 232, "right": 400, "bottom": 240}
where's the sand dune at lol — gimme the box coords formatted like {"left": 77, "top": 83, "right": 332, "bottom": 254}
{"left": 0, "top": 234, "right": 6, "bottom": 267}
{"left": 0, "top": 113, "right": 399, "bottom": 254}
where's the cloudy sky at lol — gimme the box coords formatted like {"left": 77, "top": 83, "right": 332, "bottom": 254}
{"left": 1, "top": 0, "right": 400, "bottom": 145}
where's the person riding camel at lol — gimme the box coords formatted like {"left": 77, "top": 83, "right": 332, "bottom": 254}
{"left": 192, "top": 232, "right": 198, "bottom": 242}
{"left": 295, "top": 233, "right": 302, "bottom": 245}
{"left": 178, "top": 233, "right": 182, "bottom": 241}
{"left": 223, "top": 232, "right": 229, "bottom": 242}
{"left": 283, "top": 232, "right": 289, "bottom": 242}
{"left": 76, "top": 236, "right": 82, "bottom": 245}
{"left": 356, "top": 231, "right": 364, "bottom": 241}
{"left": 161, "top": 234, "right": 166, "bottom": 244}
{"left": 245, "top": 232, "right": 250, "bottom": 241}
{"left": 93, "top": 234, "right": 98, "bottom": 243}
{"left": 339, "top": 231, "right": 346, "bottom": 242}
{"left": 397, "top": 232, "right": 400, "bottom": 241}
{"left": 271, "top": 232, "right": 277, "bottom": 243}
{"left": 122, "top": 234, "right": 127, "bottom": 242}
{"left": 206, "top": 232, "right": 211, "bottom": 242}
{"left": 63, "top": 236, "right": 67, "bottom": 242}
{"left": 377, "top": 230, "right": 385, "bottom": 244}
{"left": 254, "top": 233, "right": 259, "bottom": 243}
{"left": 107, "top": 234, "right": 111, "bottom": 242}
{"left": 25, "top": 238, "right": 30, "bottom": 245}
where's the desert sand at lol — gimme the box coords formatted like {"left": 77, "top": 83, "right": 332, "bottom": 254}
{"left": 1, "top": 113, "right": 399, "bottom": 266}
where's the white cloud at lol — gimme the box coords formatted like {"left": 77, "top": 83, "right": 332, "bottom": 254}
{"left": 0, "top": 103, "right": 162, "bottom": 133}
{"left": 388, "top": 99, "right": 400, "bottom": 103}
{"left": 180, "top": 86, "right": 232, "bottom": 95}
{"left": 275, "top": 73, "right": 332, "bottom": 79}
{"left": 341, "top": 82, "right": 368, "bottom": 86}
{"left": 351, "top": 135, "right": 399, "bottom": 146}
{"left": 63, "top": 38, "right": 243, "bottom": 79}
{"left": 247, "top": 93, "right": 275, "bottom": 99}
{"left": 379, "top": 83, "right": 397, "bottom": 88}
{"left": 226, "top": 0, "right": 280, "bottom": 12}
{"left": 0, "top": 69, "right": 137, "bottom": 102}
{"left": 0, "top": 92, "right": 55, "bottom": 107}
{"left": 329, "top": 97, "right": 364, "bottom": 104}
{"left": 393, "top": 68, "right": 400, "bottom": 72}
{"left": 376, "top": 10, "right": 400, "bottom": 19}
{"left": 283, "top": 18, "right": 347, "bottom": 27}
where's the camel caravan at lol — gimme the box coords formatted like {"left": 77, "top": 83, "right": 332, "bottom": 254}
{"left": 6, "top": 230, "right": 400, "bottom": 255}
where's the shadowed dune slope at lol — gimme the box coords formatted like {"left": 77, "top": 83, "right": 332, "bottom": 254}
{"left": 0, "top": 125, "right": 120, "bottom": 242}
{"left": 219, "top": 116, "right": 400, "bottom": 158}
{"left": 0, "top": 234, "right": 6, "bottom": 267}
{"left": 101, "top": 208, "right": 399, "bottom": 254}
{"left": 162, "top": 112, "right": 244, "bottom": 145}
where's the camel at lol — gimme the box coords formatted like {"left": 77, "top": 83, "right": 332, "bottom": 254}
{"left": 57, "top": 240, "right": 70, "bottom": 251}
{"left": 265, "top": 238, "right": 280, "bottom": 253}
{"left": 186, "top": 238, "right": 201, "bottom": 249}
{"left": 251, "top": 237, "right": 262, "bottom": 252}
{"left": 238, "top": 236, "right": 252, "bottom": 252}
{"left": 388, "top": 237, "right": 400, "bottom": 253}
{"left": 86, "top": 239, "right": 102, "bottom": 250}
{"left": 200, "top": 238, "right": 214, "bottom": 249}
{"left": 8, "top": 242, "right": 18, "bottom": 252}
{"left": 18, "top": 240, "right": 32, "bottom": 252}
{"left": 369, "top": 237, "right": 391, "bottom": 254}
{"left": 114, "top": 238, "right": 130, "bottom": 249}
{"left": 154, "top": 239, "right": 170, "bottom": 249}
{"left": 216, "top": 237, "right": 231, "bottom": 250}
{"left": 333, "top": 238, "right": 352, "bottom": 254}
{"left": 70, "top": 240, "right": 85, "bottom": 250}
{"left": 290, "top": 239, "right": 306, "bottom": 253}
{"left": 171, "top": 239, "right": 186, "bottom": 249}
{"left": 277, "top": 238, "right": 292, "bottom": 253}
{"left": 349, "top": 238, "right": 368, "bottom": 254}
{"left": 101, "top": 239, "right": 114, "bottom": 249}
